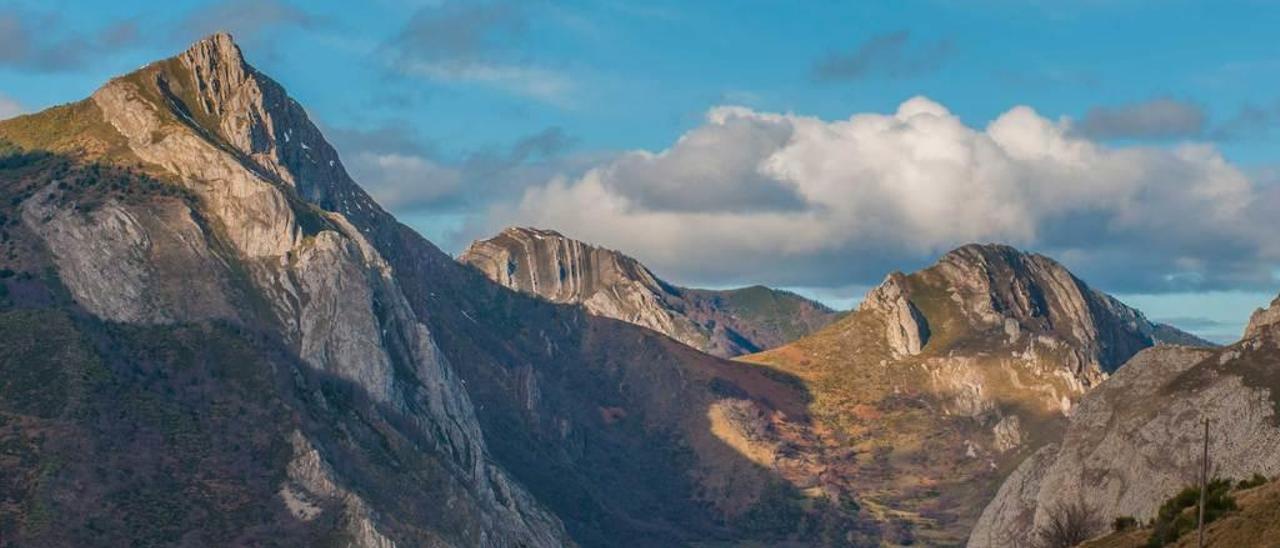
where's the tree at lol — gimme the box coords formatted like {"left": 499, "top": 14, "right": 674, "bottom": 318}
{"left": 1034, "top": 500, "right": 1104, "bottom": 548}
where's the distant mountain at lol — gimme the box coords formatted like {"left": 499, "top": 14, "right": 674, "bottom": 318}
{"left": 460, "top": 226, "right": 838, "bottom": 357}
{"left": 739, "top": 243, "right": 1208, "bottom": 545}
{"left": 0, "top": 33, "right": 871, "bottom": 546}
{"left": 970, "top": 293, "right": 1280, "bottom": 547}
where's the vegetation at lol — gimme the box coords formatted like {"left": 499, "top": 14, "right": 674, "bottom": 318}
{"left": 1034, "top": 500, "right": 1104, "bottom": 548}
{"left": 1146, "top": 478, "right": 1236, "bottom": 547}
{"left": 1112, "top": 515, "right": 1138, "bottom": 532}
{"left": 1238, "top": 473, "right": 1270, "bottom": 490}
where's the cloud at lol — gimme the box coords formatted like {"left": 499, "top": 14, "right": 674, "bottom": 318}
{"left": 477, "top": 97, "right": 1278, "bottom": 293}
{"left": 1074, "top": 98, "right": 1206, "bottom": 140}
{"left": 0, "top": 94, "right": 24, "bottom": 120}
{"left": 329, "top": 123, "right": 587, "bottom": 217}
{"left": 812, "top": 31, "right": 952, "bottom": 82}
{"left": 177, "top": 0, "right": 319, "bottom": 43}
{"left": 1209, "top": 99, "right": 1280, "bottom": 141}
{"left": 383, "top": 1, "right": 573, "bottom": 102}
{"left": 0, "top": 10, "right": 147, "bottom": 73}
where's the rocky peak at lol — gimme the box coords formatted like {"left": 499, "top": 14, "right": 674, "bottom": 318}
{"left": 922, "top": 243, "right": 1201, "bottom": 372}
{"left": 462, "top": 226, "right": 662, "bottom": 303}
{"left": 104, "top": 32, "right": 385, "bottom": 229}
{"left": 1244, "top": 294, "right": 1280, "bottom": 340}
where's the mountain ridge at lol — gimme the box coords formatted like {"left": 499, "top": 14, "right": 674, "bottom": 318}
{"left": 460, "top": 225, "right": 838, "bottom": 357}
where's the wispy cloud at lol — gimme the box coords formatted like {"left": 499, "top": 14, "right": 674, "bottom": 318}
{"left": 383, "top": 0, "right": 574, "bottom": 103}
{"left": 812, "top": 31, "right": 952, "bottom": 82}
{"left": 0, "top": 10, "right": 142, "bottom": 72}
{"left": 399, "top": 60, "right": 573, "bottom": 103}
{"left": 177, "top": 0, "right": 319, "bottom": 43}
{"left": 1073, "top": 98, "right": 1206, "bottom": 140}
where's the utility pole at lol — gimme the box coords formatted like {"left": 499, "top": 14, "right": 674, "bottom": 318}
{"left": 1198, "top": 417, "right": 1209, "bottom": 548}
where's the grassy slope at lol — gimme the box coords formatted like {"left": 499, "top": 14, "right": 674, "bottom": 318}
{"left": 737, "top": 269, "right": 1076, "bottom": 545}
{"left": 1082, "top": 477, "right": 1280, "bottom": 548}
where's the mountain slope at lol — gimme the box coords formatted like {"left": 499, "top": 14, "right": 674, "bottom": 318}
{"left": 0, "top": 33, "right": 567, "bottom": 547}
{"left": 969, "top": 294, "right": 1280, "bottom": 547}
{"left": 0, "top": 34, "right": 875, "bottom": 546}
{"left": 738, "top": 243, "right": 1207, "bottom": 545}
{"left": 460, "top": 226, "right": 837, "bottom": 357}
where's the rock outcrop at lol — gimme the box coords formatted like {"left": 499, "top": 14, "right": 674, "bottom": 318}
{"left": 859, "top": 272, "right": 930, "bottom": 356}
{"left": 739, "top": 243, "right": 1209, "bottom": 545}
{"left": 969, "top": 294, "right": 1280, "bottom": 547}
{"left": 460, "top": 226, "right": 838, "bottom": 357}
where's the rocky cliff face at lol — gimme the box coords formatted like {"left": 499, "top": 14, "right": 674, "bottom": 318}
{"left": 970, "top": 295, "right": 1280, "bottom": 547}
{"left": 460, "top": 226, "right": 837, "bottom": 357}
{"left": 739, "top": 243, "right": 1207, "bottom": 545}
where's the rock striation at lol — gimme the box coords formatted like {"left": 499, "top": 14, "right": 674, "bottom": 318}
{"left": 460, "top": 226, "right": 838, "bottom": 357}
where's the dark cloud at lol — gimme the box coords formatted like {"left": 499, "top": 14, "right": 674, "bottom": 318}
{"left": 0, "top": 11, "right": 143, "bottom": 73}
{"left": 381, "top": 1, "right": 572, "bottom": 102}
{"left": 1074, "top": 98, "right": 1206, "bottom": 140}
{"left": 388, "top": 1, "right": 526, "bottom": 65}
{"left": 1209, "top": 99, "right": 1280, "bottom": 141}
{"left": 326, "top": 122, "right": 586, "bottom": 219}
{"left": 177, "top": 0, "right": 319, "bottom": 44}
{"left": 811, "top": 31, "right": 952, "bottom": 82}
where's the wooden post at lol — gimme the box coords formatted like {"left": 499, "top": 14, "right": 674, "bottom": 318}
{"left": 1198, "top": 417, "right": 1208, "bottom": 548}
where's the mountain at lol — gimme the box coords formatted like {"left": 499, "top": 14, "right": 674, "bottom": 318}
{"left": 0, "top": 34, "right": 872, "bottom": 546}
{"left": 460, "top": 226, "right": 838, "bottom": 357}
{"left": 738, "top": 243, "right": 1208, "bottom": 545}
{"left": 969, "top": 293, "right": 1280, "bottom": 547}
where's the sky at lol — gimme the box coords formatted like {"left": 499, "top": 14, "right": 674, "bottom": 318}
{"left": 1, "top": 0, "right": 1278, "bottom": 342}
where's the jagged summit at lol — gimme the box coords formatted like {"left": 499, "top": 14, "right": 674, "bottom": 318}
{"left": 94, "top": 32, "right": 386, "bottom": 233}
{"left": 460, "top": 226, "right": 837, "bottom": 357}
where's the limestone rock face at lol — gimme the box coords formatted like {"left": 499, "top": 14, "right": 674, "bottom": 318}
{"left": 932, "top": 244, "right": 1203, "bottom": 377}
{"left": 460, "top": 226, "right": 837, "bottom": 357}
{"left": 859, "top": 272, "right": 930, "bottom": 356}
{"left": 969, "top": 313, "right": 1280, "bottom": 547}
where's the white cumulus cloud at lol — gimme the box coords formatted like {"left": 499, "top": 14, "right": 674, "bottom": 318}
{"left": 477, "top": 96, "right": 1278, "bottom": 293}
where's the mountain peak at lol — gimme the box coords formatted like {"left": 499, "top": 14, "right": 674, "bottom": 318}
{"left": 183, "top": 32, "right": 245, "bottom": 67}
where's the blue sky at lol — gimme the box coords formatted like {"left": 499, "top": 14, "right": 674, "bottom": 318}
{"left": 2, "top": 0, "right": 1278, "bottom": 341}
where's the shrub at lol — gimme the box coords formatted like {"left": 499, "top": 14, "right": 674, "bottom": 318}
{"left": 1035, "top": 500, "right": 1104, "bottom": 548}
{"left": 1237, "top": 473, "right": 1269, "bottom": 490}
{"left": 1113, "top": 515, "right": 1138, "bottom": 532}
{"left": 1146, "top": 478, "right": 1236, "bottom": 547}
